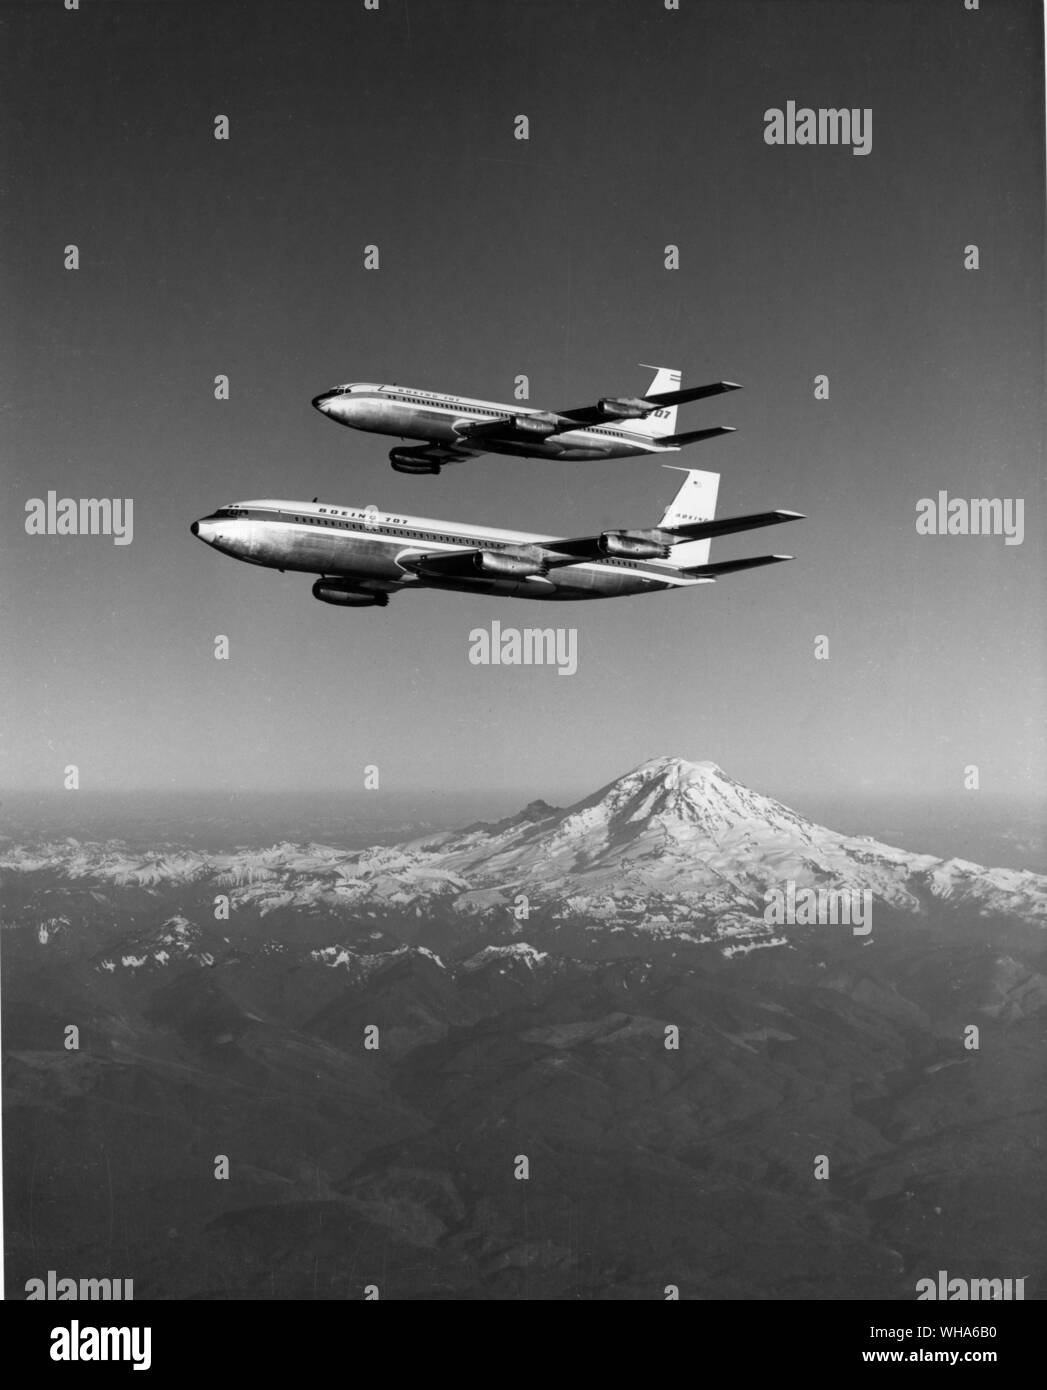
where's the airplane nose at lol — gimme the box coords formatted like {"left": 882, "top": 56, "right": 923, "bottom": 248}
{"left": 312, "top": 392, "right": 334, "bottom": 413}
{"left": 190, "top": 520, "right": 200, "bottom": 537}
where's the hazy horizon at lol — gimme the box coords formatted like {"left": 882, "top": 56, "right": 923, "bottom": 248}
{"left": 3, "top": 781, "right": 1044, "bottom": 875}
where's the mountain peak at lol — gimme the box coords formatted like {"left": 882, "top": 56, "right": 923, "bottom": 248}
{"left": 581, "top": 755, "right": 755, "bottom": 821}
{"left": 629, "top": 756, "right": 729, "bottom": 786}
{"left": 565, "top": 756, "right": 779, "bottom": 840}
{"left": 463, "top": 798, "right": 560, "bottom": 838}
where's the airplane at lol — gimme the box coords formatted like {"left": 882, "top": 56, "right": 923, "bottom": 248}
{"left": 190, "top": 467, "right": 802, "bottom": 608}
{"left": 311, "top": 366, "right": 741, "bottom": 474}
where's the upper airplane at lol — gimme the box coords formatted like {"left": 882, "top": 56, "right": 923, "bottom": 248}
{"left": 312, "top": 366, "right": 740, "bottom": 474}
{"left": 190, "top": 467, "right": 802, "bottom": 609}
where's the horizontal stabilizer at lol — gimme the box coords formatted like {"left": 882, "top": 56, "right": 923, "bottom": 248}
{"left": 671, "top": 508, "right": 804, "bottom": 542}
{"left": 658, "top": 425, "right": 736, "bottom": 448}
{"left": 645, "top": 381, "right": 742, "bottom": 407}
{"left": 684, "top": 554, "right": 794, "bottom": 578}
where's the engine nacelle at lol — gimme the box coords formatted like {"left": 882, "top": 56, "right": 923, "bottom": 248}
{"left": 312, "top": 580, "right": 388, "bottom": 607}
{"left": 597, "top": 396, "right": 654, "bottom": 420}
{"left": 473, "top": 549, "right": 548, "bottom": 578}
{"left": 390, "top": 448, "right": 441, "bottom": 474}
{"left": 598, "top": 529, "right": 673, "bottom": 559}
{"left": 511, "top": 414, "right": 557, "bottom": 437}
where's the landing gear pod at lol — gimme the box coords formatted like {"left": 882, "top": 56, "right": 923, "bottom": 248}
{"left": 390, "top": 448, "right": 441, "bottom": 475}
{"left": 311, "top": 580, "right": 389, "bottom": 607}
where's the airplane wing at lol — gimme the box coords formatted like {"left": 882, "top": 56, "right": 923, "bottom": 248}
{"left": 452, "top": 381, "right": 742, "bottom": 445}
{"left": 555, "top": 381, "right": 741, "bottom": 429}
{"left": 542, "top": 509, "right": 804, "bottom": 564}
{"left": 395, "top": 510, "right": 802, "bottom": 581}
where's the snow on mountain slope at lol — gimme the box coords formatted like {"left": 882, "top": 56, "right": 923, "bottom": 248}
{"left": 4, "top": 761, "right": 1045, "bottom": 952}
{"left": 405, "top": 758, "right": 1047, "bottom": 926}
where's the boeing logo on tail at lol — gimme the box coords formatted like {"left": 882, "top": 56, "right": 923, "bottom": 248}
{"left": 312, "top": 366, "right": 740, "bottom": 474}
{"left": 190, "top": 467, "right": 803, "bottom": 610}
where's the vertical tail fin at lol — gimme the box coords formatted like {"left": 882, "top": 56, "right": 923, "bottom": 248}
{"left": 630, "top": 365, "right": 681, "bottom": 438}
{"left": 658, "top": 467, "right": 720, "bottom": 568}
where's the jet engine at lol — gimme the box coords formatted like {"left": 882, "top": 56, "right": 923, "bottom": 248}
{"left": 596, "top": 396, "right": 654, "bottom": 420}
{"left": 598, "top": 529, "right": 674, "bottom": 559}
{"left": 312, "top": 580, "right": 388, "bottom": 607}
{"left": 472, "top": 550, "right": 548, "bottom": 578}
{"left": 510, "top": 414, "right": 557, "bottom": 437}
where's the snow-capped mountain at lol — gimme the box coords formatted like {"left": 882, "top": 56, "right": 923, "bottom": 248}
{"left": 415, "top": 758, "right": 1047, "bottom": 927}
{"left": 4, "top": 760, "right": 1045, "bottom": 958}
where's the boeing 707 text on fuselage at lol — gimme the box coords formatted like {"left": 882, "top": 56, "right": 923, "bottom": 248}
{"left": 312, "top": 366, "right": 739, "bottom": 474}
{"left": 190, "top": 468, "right": 802, "bottom": 609}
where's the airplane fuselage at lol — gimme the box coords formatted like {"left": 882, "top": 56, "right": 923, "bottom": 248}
{"left": 312, "top": 383, "right": 674, "bottom": 461}
{"left": 190, "top": 500, "right": 705, "bottom": 602}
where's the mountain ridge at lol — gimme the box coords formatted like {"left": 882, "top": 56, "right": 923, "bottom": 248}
{"left": 4, "top": 759, "right": 1045, "bottom": 962}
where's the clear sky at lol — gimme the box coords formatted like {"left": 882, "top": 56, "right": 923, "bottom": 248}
{"left": 3, "top": 0, "right": 1044, "bottom": 808}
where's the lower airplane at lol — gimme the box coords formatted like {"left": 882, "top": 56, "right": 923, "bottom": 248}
{"left": 312, "top": 366, "right": 740, "bottom": 473}
{"left": 190, "top": 468, "right": 802, "bottom": 607}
